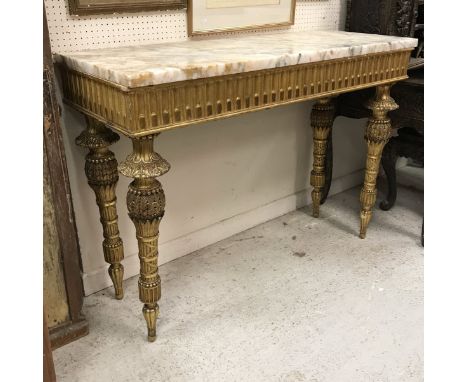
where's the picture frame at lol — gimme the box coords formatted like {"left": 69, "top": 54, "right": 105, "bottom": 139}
{"left": 188, "top": 0, "right": 296, "bottom": 36}
{"left": 68, "top": 0, "right": 187, "bottom": 16}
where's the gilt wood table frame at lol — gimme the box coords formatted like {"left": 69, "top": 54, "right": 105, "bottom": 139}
{"left": 59, "top": 48, "right": 412, "bottom": 342}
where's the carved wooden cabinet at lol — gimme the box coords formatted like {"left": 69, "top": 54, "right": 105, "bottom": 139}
{"left": 346, "top": 0, "right": 419, "bottom": 38}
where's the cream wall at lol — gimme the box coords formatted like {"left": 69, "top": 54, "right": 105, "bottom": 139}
{"left": 48, "top": 0, "right": 370, "bottom": 295}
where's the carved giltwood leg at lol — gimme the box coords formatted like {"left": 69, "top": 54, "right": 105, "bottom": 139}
{"left": 310, "top": 98, "right": 336, "bottom": 217}
{"left": 118, "top": 134, "right": 170, "bottom": 342}
{"left": 359, "top": 85, "right": 398, "bottom": 239}
{"left": 76, "top": 117, "right": 125, "bottom": 299}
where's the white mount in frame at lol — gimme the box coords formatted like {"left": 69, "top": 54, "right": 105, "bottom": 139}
{"left": 188, "top": 0, "right": 296, "bottom": 36}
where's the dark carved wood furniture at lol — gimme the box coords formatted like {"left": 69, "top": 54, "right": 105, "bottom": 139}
{"left": 345, "top": 0, "right": 420, "bottom": 38}
{"left": 322, "top": 0, "right": 424, "bottom": 215}
{"left": 381, "top": 0, "right": 424, "bottom": 211}
{"left": 380, "top": 77, "right": 423, "bottom": 210}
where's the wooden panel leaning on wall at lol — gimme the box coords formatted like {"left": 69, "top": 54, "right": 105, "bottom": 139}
{"left": 43, "top": 3, "right": 88, "bottom": 349}
{"left": 43, "top": 312, "right": 57, "bottom": 382}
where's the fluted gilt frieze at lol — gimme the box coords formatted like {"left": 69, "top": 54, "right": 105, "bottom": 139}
{"left": 61, "top": 49, "right": 412, "bottom": 138}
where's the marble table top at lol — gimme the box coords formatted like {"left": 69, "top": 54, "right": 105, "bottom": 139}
{"left": 55, "top": 31, "right": 417, "bottom": 89}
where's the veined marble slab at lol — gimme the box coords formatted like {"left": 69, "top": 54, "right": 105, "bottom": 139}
{"left": 54, "top": 31, "right": 417, "bottom": 89}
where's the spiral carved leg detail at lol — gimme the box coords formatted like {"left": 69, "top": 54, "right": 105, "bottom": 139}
{"left": 76, "top": 117, "right": 125, "bottom": 299}
{"left": 310, "top": 98, "right": 336, "bottom": 218}
{"left": 360, "top": 85, "right": 398, "bottom": 239}
{"left": 119, "top": 134, "right": 170, "bottom": 342}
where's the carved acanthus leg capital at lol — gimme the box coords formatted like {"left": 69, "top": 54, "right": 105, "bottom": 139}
{"left": 77, "top": 117, "right": 125, "bottom": 299}
{"left": 119, "top": 134, "right": 170, "bottom": 342}
{"left": 76, "top": 116, "right": 120, "bottom": 149}
{"left": 310, "top": 98, "right": 336, "bottom": 218}
{"left": 360, "top": 85, "right": 398, "bottom": 239}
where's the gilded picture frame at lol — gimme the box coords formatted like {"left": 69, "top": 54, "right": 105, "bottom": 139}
{"left": 188, "top": 0, "right": 296, "bottom": 36}
{"left": 68, "top": 0, "right": 187, "bottom": 16}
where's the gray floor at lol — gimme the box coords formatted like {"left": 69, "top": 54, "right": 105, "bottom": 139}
{"left": 54, "top": 185, "right": 423, "bottom": 382}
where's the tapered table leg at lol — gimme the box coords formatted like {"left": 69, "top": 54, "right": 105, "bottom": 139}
{"left": 118, "top": 134, "right": 170, "bottom": 342}
{"left": 76, "top": 117, "right": 125, "bottom": 299}
{"left": 359, "top": 85, "right": 398, "bottom": 239}
{"left": 310, "top": 98, "right": 336, "bottom": 218}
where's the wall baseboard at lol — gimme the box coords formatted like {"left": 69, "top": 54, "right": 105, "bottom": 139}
{"left": 82, "top": 168, "right": 365, "bottom": 295}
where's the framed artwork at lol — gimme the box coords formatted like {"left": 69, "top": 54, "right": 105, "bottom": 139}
{"left": 68, "top": 0, "right": 187, "bottom": 16}
{"left": 188, "top": 0, "right": 296, "bottom": 36}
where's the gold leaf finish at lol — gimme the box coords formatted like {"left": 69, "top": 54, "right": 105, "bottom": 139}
{"left": 118, "top": 135, "right": 170, "bottom": 179}
{"left": 310, "top": 98, "right": 336, "bottom": 218}
{"left": 76, "top": 117, "right": 125, "bottom": 299}
{"left": 62, "top": 47, "right": 414, "bottom": 342}
{"left": 120, "top": 135, "right": 168, "bottom": 342}
{"left": 60, "top": 49, "right": 412, "bottom": 138}
{"left": 76, "top": 117, "right": 120, "bottom": 148}
{"left": 359, "top": 84, "right": 398, "bottom": 239}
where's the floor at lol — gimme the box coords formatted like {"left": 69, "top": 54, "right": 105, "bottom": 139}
{"left": 54, "top": 185, "right": 424, "bottom": 382}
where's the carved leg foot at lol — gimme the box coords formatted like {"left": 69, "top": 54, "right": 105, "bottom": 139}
{"left": 119, "top": 134, "right": 170, "bottom": 342}
{"left": 380, "top": 138, "right": 398, "bottom": 211}
{"left": 310, "top": 98, "right": 336, "bottom": 217}
{"left": 360, "top": 85, "right": 398, "bottom": 239}
{"left": 76, "top": 117, "right": 125, "bottom": 299}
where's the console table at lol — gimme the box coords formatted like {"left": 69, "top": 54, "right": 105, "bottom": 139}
{"left": 55, "top": 30, "right": 417, "bottom": 342}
